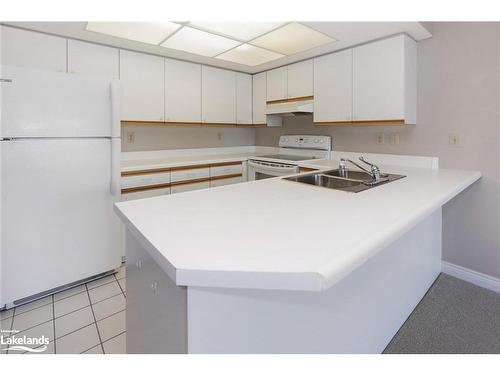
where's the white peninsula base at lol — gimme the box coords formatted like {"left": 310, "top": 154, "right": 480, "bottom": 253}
{"left": 125, "top": 209, "right": 442, "bottom": 354}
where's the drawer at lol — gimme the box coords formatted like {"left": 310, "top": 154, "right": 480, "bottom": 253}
{"left": 121, "top": 187, "right": 170, "bottom": 201}
{"left": 210, "top": 176, "right": 243, "bottom": 188}
{"left": 171, "top": 181, "right": 210, "bottom": 194}
{"left": 210, "top": 163, "right": 242, "bottom": 177}
{"left": 122, "top": 171, "right": 171, "bottom": 189}
{"left": 171, "top": 167, "right": 209, "bottom": 183}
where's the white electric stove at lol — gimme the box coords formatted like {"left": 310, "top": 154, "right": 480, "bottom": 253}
{"left": 248, "top": 135, "right": 332, "bottom": 180}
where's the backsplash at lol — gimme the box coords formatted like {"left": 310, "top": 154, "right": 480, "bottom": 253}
{"left": 121, "top": 125, "right": 256, "bottom": 152}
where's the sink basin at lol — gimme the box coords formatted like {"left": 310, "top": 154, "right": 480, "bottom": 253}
{"left": 284, "top": 169, "right": 406, "bottom": 193}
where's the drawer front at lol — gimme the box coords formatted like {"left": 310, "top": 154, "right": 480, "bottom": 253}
{"left": 171, "top": 181, "right": 210, "bottom": 194}
{"left": 210, "top": 176, "right": 243, "bottom": 188}
{"left": 171, "top": 167, "right": 209, "bottom": 183}
{"left": 121, "top": 187, "right": 170, "bottom": 201}
{"left": 210, "top": 163, "right": 242, "bottom": 177}
{"left": 122, "top": 172, "right": 171, "bottom": 189}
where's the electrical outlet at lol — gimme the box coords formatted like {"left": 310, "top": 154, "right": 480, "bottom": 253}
{"left": 375, "top": 132, "right": 385, "bottom": 145}
{"left": 217, "top": 132, "right": 222, "bottom": 141}
{"left": 126, "top": 131, "right": 135, "bottom": 144}
{"left": 449, "top": 133, "right": 459, "bottom": 146}
{"left": 389, "top": 132, "right": 400, "bottom": 145}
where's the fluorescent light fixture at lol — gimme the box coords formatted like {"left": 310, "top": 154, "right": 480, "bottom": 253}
{"left": 251, "top": 22, "right": 335, "bottom": 55}
{"left": 189, "top": 22, "right": 285, "bottom": 41}
{"left": 86, "top": 22, "right": 181, "bottom": 45}
{"left": 216, "top": 44, "right": 284, "bottom": 66}
{"left": 161, "top": 27, "right": 241, "bottom": 57}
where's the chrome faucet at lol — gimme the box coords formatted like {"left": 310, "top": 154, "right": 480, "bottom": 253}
{"left": 339, "top": 156, "right": 387, "bottom": 181}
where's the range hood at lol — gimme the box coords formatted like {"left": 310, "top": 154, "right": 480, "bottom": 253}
{"left": 266, "top": 98, "right": 314, "bottom": 117}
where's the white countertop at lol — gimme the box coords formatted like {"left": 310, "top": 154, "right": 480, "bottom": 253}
{"left": 115, "top": 159, "right": 480, "bottom": 292}
{"left": 121, "top": 152, "right": 263, "bottom": 172}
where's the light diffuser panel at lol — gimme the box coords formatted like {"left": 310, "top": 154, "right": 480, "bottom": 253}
{"left": 161, "top": 27, "right": 241, "bottom": 57}
{"left": 86, "top": 22, "right": 181, "bottom": 45}
{"left": 189, "top": 22, "right": 285, "bottom": 41}
{"left": 251, "top": 22, "right": 335, "bottom": 55}
{"left": 216, "top": 44, "right": 284, "bottom": 66}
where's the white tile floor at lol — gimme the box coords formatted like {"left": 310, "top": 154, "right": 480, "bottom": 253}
{"left": 0, "top": 265, "right": 126, "bottom": 354}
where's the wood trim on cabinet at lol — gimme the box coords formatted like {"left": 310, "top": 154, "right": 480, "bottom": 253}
{"left": 210, "top": 161, "right": 243, "bottom": 167}
{"left": 314, "top": 119, "right": 406, "bottom": 126}
{"left": 170, "top": 176, "right": 211, "bottom": 187}
{"left": 121, "top": 183, "right": 171, "bottom": 194}
{"left": 121, "top": 120, "right": 243, "bottom": 128}
{"left": 121, "top": 120, "right": 166, "bottom": 126}
{"left": 121, "top": 167, "right": 171, "bottom": 177}
{"left": 266, "top": 96, "right": 314, "bottom": 105}
{"left": 170, "top": 164, "right": 212, "bottom": 172}
{"left": 209, "top": 173, "right": 243, "bottom": 181}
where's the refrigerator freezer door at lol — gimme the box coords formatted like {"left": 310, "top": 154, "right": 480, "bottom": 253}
{"left": 1, "top": 65, "right": 114, "bottom": 138}
{"left": 0, "top": 139, "right": 122, "bottom": 306}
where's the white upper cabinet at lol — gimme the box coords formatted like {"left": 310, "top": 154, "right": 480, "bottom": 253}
{"left": 252, "top": 72, "right": 267, "bottom": 125}
{"left": 266, "top": 66, "right": 287, "bottom": 101}
{"left": 120, "top": 50, "right": 165, "bottom": 122}
{"left": 287, "top": 59, "right": 313, "bottom": 99}
{"left": 67, "top": 40, "right": 119, "bottom": 79}
{"left": 313, "top": 49, "right": 353, "bottom": 123}
{"left": 352, "top": 35, "right": 416, "bottom": 123}
{"left": 202, "top": 66, "right": 236, "bottom": 124}
{"left": 1, "top": 26, "right": 66, "bottom": 72}
{"left": 165, "top": 59, "right": 201, "bottom": 123}
{"left": 236, "top": 73, "right": 252, "bottom": 124}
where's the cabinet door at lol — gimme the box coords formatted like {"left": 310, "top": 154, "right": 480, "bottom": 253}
{"left": 313, "top": 50, "right": 352, "bottom": 123}
{"left": 120, "top": 50, "right": 164, "bottom": 121}
{"left": 352, "top": 36, "right": 404, "bottom": 121}
{"left": 252, "top": 72, "right": 266, "bottom": 125}
{"left": 68, "top": 39, "right": 119, "bottom": 78}
{"left": 287, "top": 59, "right": 313, "bottom": 98}
{"left": 1, "top": 26, "right": 66, "bottom": 72}
{"left": 236, "top": 73, "right": 252, "bottom": 124}
{"left": 266, "top": 66, "right": 287, "bottom": 101}
{"left": 202, "top": 66, "right": 236, "bottom": 124}
{"left": 165, "top": 58, "right": 201, "bottom": 123}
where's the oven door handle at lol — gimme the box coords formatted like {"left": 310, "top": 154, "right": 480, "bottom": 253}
{"left": 248, "top": 160, "right": 298, "bottom": 173}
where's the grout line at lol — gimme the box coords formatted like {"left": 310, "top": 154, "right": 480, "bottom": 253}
{"left": 11, "top": 298, "right": 53, "bottom": 318}
{"left": 96, "top": 308, "right": 125, "bottom": 324}
{"left": 81, "top": 342, "right": 103, "bottom": 354}
{"left": 114, "top": 273, "right": 126, "bottom": 297}
{"left": 101, "top": 330, "right": 126, "bottom": 346}
{"left": 85, "top": 283, "right": 105, "bottom": 354}
{"left": 52, "top": 295, "right": 56, "bottom": 354}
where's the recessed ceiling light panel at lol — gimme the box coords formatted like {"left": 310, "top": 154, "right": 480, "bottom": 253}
{"left": 216, "top": 44, "right": 284, "bottom": 66}
{"left": 251, "top": 22, "right": 335, "bottom": 55}
{"left": 161, "top": 27, "right": 241, "bottom": 57}
{"left": 86, "top": 22, "right": 181, "bottom": 45}
{"left": 189, "top": 22, "right": 285, "bottom": 41}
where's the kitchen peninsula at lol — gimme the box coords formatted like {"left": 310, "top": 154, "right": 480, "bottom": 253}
{"left": 114, "top": 154, "right": 480, "bottom": 354}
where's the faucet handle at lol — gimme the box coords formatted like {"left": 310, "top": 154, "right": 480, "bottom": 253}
{"left": 358, "top": 156, "right": 377, "bottom": 169}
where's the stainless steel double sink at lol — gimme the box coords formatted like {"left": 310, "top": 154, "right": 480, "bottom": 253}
{"left": 284, "top": 169, "right": 405, "bottom": 193}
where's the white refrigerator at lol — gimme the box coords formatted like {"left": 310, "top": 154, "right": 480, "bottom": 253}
{"left": 0, "top": 66, "right": 122, "bottom": 309}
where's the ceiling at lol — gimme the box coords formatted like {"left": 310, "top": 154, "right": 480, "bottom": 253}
{"left": 3, "top": 22, "right": 432, "bottom": 74}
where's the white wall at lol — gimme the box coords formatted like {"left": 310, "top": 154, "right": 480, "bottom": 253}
{"left": 256, "top": 22, "right": 500, "bottom": 279}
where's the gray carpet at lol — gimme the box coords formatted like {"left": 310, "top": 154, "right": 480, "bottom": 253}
{"left": 384, "top": 273, "right": 500, "bottom": 354}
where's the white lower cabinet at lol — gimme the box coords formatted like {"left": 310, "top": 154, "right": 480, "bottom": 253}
{"left": 171, "top": 181, "right": 210, "bottom": 194}
{"left": 121, "top": 188, "right": 171, "bottom": 201}
{"left": 171, "top": 167, "right": 210, "bottom": 183}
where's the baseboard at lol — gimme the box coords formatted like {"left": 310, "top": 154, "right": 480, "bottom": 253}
{"left": 442, "top": 261, "right": 500, "bottom": 294}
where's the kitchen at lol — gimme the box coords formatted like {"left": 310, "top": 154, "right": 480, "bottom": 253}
{"left": 0, "top": 3, "right": 499, "bottom": 371}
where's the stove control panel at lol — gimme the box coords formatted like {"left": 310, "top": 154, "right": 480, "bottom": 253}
{"left": 279, "top": 135, "right": 332, "bottom": 151}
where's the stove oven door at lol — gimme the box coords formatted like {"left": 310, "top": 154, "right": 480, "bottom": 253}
{"left": 247, "top": 160, "right": 299, "bottom": 181}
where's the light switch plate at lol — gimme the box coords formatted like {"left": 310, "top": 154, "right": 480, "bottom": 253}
{"left": 389, "top": 132, "right": 400, "bottom": 145}
{"left": 376, "top": 132, "right": 385, "bottom": 145}
{"left": 126, "top": 131, "right": 135, "bottom": 144}
{"left": 449, "top": 133, "right": 459, "bottom": 146}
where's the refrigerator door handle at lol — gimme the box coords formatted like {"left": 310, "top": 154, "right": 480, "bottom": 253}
{"left": 0, "top": 78, "right": 13, "bottom": 83}
{"left": 110, "top": 79, "right": 121, "bottom": 138}
{"left": 110, "top": 138, "right": 121, "bottom": 197}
